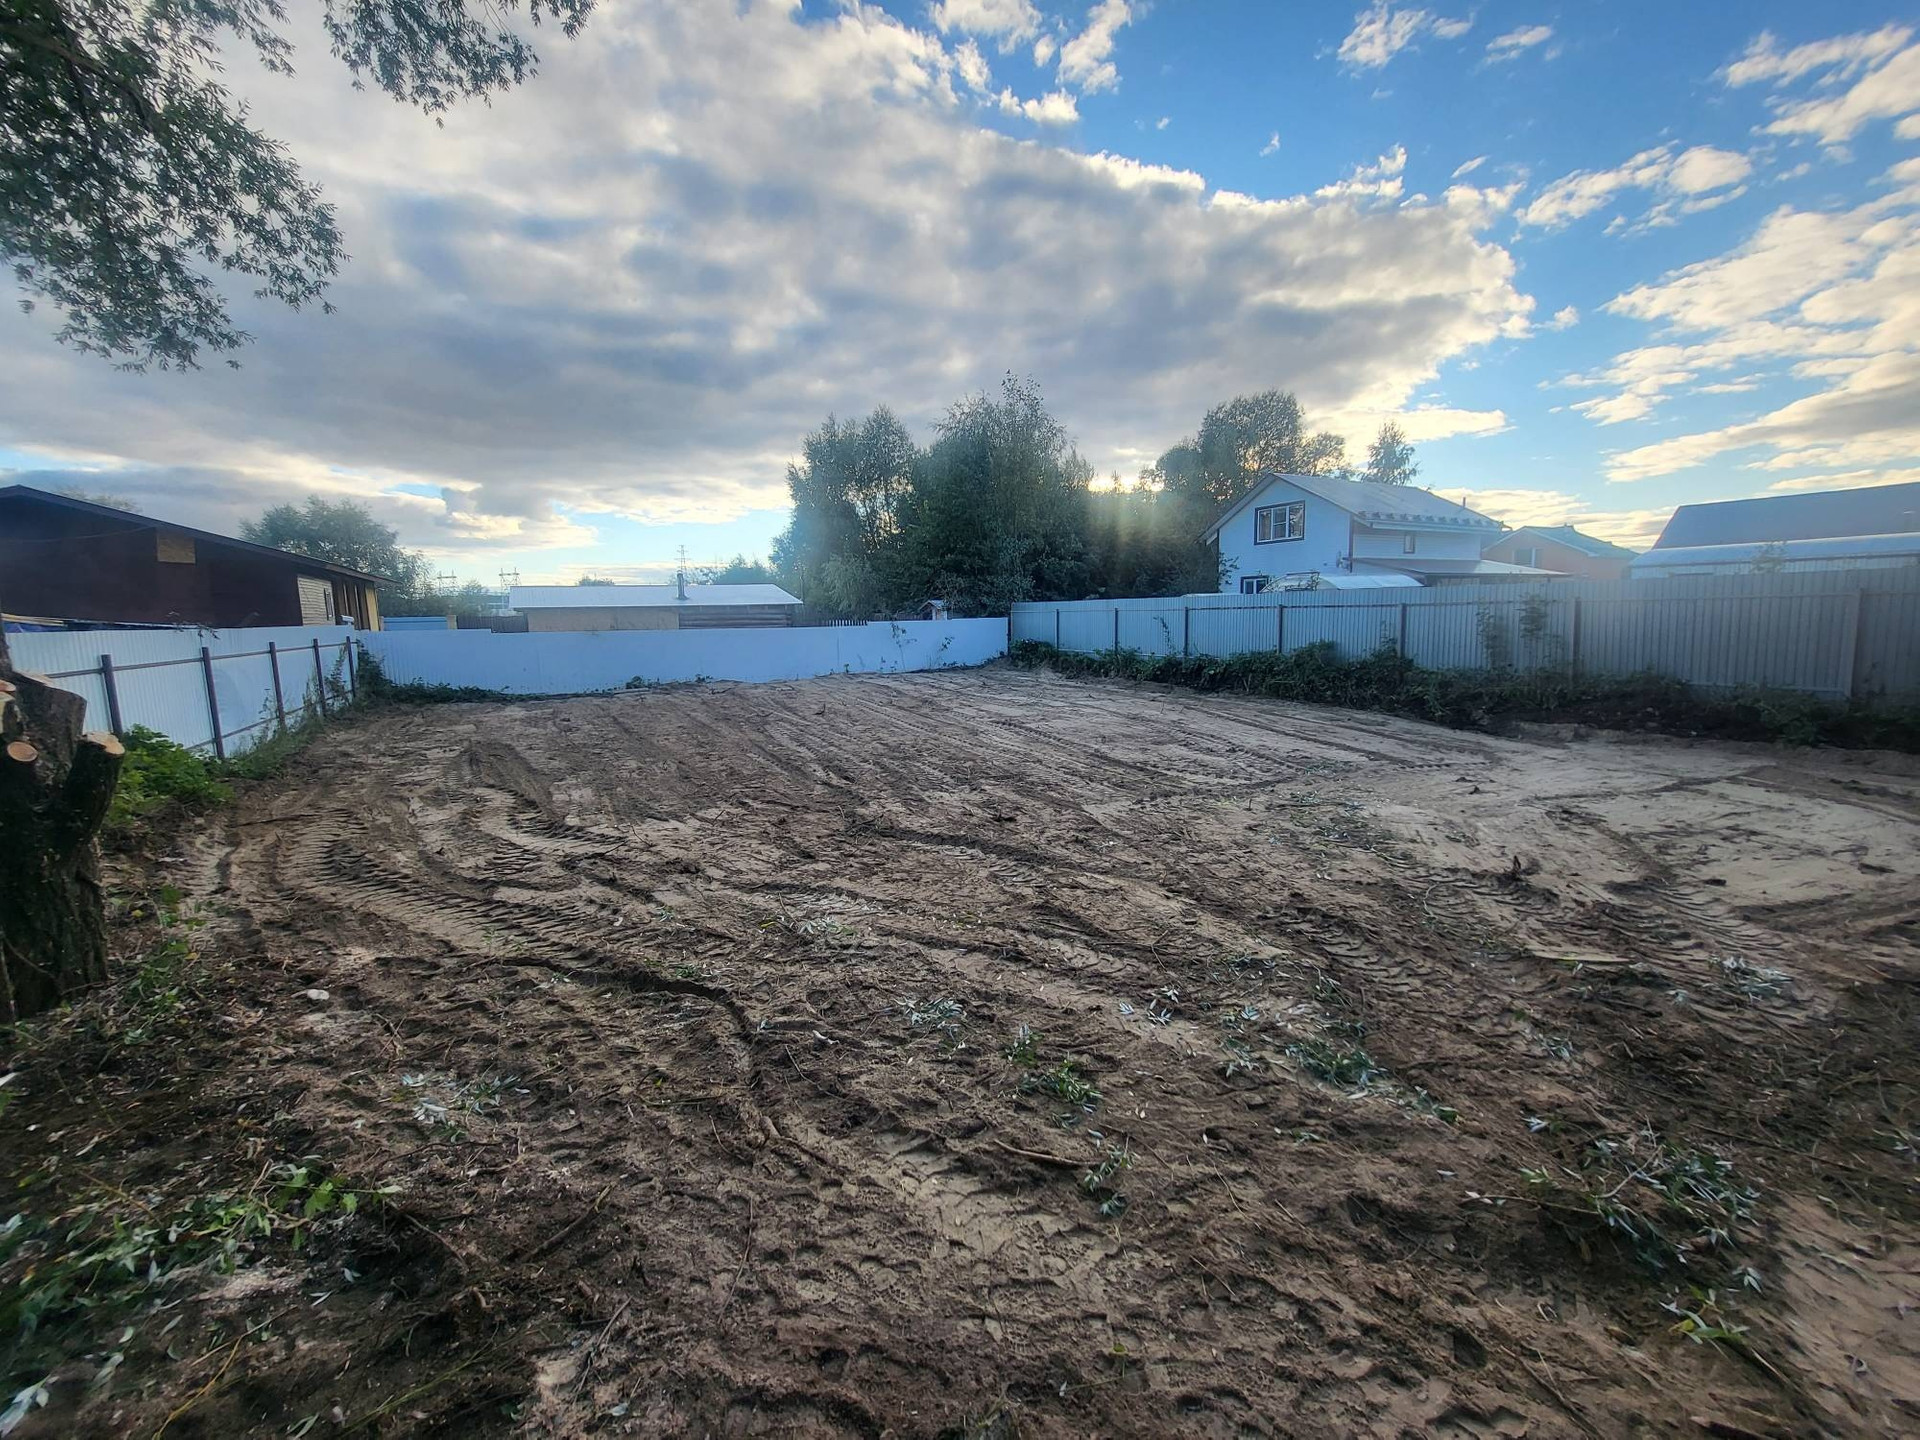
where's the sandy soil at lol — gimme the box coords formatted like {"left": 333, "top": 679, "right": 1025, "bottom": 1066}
{"left": 7, "top": 667, "right": 1919, "bottom": 1437}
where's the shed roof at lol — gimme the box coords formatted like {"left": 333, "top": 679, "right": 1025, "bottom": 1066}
{"left": 1487, "top": 524, "right": 1637, "bottom": 560}
{"left": 1651, "top": 482, "right": 1920, "bottom": 549}
{"left": 1203, "top": 472, "right": 1503, "bottom": 541}
{"left": 510, "top": 583, "right": 801, "bottom": 609}
{"left": 0, "top": 484, "right": 390, "bottom": 583}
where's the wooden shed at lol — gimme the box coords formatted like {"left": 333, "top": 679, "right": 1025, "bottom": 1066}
{"left": 0, "top": 486, "right": 385, "bottom": 629}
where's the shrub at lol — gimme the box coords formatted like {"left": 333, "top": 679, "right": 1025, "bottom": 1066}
{"left": 106, "top": 726, "right": 231, "bottom": 832}
{"left": 1007, "top": 641, "right": 1920, "bottom": 752}
{"left": 354, "top": 648, "right": 504, "bottom": 704}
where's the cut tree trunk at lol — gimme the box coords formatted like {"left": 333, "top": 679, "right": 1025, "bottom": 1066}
{"left": 0, "top": 626, "right": 126, "bottom": 1023}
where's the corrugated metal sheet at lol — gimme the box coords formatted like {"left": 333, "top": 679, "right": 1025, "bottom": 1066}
{"left": 1008, "top": 569, "right": 1920, "bottom": 703}
{"left": 10, "top": 624, "right": 357, "bottom": 754}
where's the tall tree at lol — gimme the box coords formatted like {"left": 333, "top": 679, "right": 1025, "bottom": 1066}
{"left": 1152, "top": 391, "right": 1349, "bottom": 511}
{"left": 771, "top": 408, "right": 917, "bottom": 604}
{"left": 1363, "top": 421, "right": 1420, "bottom": 486}
{"left": 1, "top": 0, "right": 590, "bottom": 370}
{"left": 243, "top": 497, "right": 426, "bottom": 588}
{"left": 891, "top": 376, "right": 1091, "bottom": 615}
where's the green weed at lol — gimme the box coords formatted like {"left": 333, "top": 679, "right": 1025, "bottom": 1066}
{"left": 1286, "top": 1037, "right": 1382, "bottom": 1089}
{"left": 1008, "top": 640, "right": 1920, "bottom": 752}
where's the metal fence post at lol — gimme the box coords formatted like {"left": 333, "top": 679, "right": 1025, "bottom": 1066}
{"left": 346, "top": 638, "right": 357, "bottom": 704}
{"left": 1397, "top": 602, "right": 1409, "bottom": 658}
{"left": 312, "top": 637, "right": 329, "bottom": 717}
{"left": 1569, "top": 597, "right": 1583, "bottom": 676}
{"left": 1840, "top": 588, "right": 1864, "bottom": 699}
{"left": 268, "top": 641, "right": 287, "bottom": 731}
{"left": 1055, "top": 609, "right": 1061, "bottom": 650}
{"left": 1112, "top": 607, "right": 1120, "bottom": 653}
{"left": 199, "top": 646, "right": 226, "bottom": 761}
{"left": 99, "top": 653, "right": 125, "bottom": 736}
{"left": 1182, "top": 607, "right": 1190, "bottom": 658}
{"left": 1276, "top": 603, "right": 1285, "bottom": 655}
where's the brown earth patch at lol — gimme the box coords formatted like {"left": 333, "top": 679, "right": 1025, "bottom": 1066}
{"left": 4, "top": 666, "right": 1916, "bottom": 1437}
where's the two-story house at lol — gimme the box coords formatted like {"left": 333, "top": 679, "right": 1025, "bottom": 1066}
{"left": 1201, "top": 472, "right": 1549, "bottom": 592}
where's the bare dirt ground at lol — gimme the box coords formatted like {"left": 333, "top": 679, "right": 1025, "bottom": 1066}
{"left": 6, "top": 666, "right": 1919, "bottom": 1438}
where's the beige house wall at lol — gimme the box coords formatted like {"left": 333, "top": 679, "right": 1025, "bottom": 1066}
{"left": 525, "top": 607, "right": 680, "bottom": 632}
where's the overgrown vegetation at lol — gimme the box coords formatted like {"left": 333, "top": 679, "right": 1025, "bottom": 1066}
{"left": 1009, "top": 640, "right": 1920, "bottom": 752}
{"left": 104, "top": 727, "right": 232, "bottom": 834}
{"left": 354, "top": 648, "right": 507, "bottom": 705}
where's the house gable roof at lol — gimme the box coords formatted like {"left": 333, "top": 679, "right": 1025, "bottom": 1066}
{"left": 0, "top": 484, "right": 390, "bottom": 583}
{"left": 1486, "top": 525, "right": 1637, "bottom": 560}
{"left": 1202, "top": 471, "right": 1503, "bottom": 541}
{"left": 1652, "top": 481, "right": 1920, "bottom": 549}
{"left": 510, "top": 583, "right": 802, "bottom": 609}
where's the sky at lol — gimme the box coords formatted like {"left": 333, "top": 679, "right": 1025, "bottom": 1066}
{"left": 3, "top": 0, "right": 1918, "bottom": 584}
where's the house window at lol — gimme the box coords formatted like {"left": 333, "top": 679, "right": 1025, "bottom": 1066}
{"left": 1240, "top": 576, "right": 1270, "bottom": 595}
{"left": 1402, "top": 533, "right": 1417, "bottom": 554}
{"left": 1254, "top": 502, "right": 1305, "bottom": 544}
{"left": 1515, "top": 546, "right": 1539, "bottom": 567}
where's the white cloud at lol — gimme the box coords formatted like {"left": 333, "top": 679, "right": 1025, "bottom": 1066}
{"left": 1723, "top": 24, "right": 1910, "bottom": 87}
{"left": 0, "top": 0, "right": 1534, "bottom": 559}
{"left": 1338, "top": 4, "right": 1471, "bottom": 70}
{"left": 1314, "top": 145, "right": 1408, "bottom": 201}
{"left": 1451, "top": 155, "right": 1487, "bottom": 178}
{"left": 1724, "top": 24, "right": 1920, "bottom": 146}
{"left": 1057, "top": 0, "right": 1132, "bottom": 94}
{"left": 1544, "top": 305, "right": 1579, "bottom": 331}
{"left": 931, "top": 0, "right": 1041, "bottom": 48}
{"left": 996, "top": 87, "right": 1080, "bottom": 124}
{"left": 1578, "top": 171, "right": 1920, "bottom": 480}
{"left": 1155, "top": 115, "right": 1170, "bottom": 130}
{"left": 1260, "top": 132, "right": 1280, "bottom": 157}
{"left": 1457, "top": 488, "right": 1672, "bottom": 548}
{"left": 1765, "top": 466, "right": 1920, "bottom": 493}
{"left": 954, "top": 39, "right": 992, "bottom": 93}
{"left": 1519, "top": 144, "right": 1753, "bottom": 229}
{"left": 1486, "top": 25, "right": 1553, "bottom": 63}
{"left": 1032, "top": 33, "right": 1057, "bottom": 66}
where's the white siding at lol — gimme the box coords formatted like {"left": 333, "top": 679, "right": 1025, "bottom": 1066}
{"left": 1217, "top": 480, "right": 1354, "bottom": 591}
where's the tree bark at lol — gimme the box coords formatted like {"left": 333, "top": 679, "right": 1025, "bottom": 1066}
{"left": 0, "top": 625, "right": 125, "bottom": 1022}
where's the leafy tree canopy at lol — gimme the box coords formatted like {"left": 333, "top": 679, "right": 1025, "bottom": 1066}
{"left": 1363, "top": 421, "right": 1420, "bottom": 486}
{"left": 242, "top": 495, "right": 426, "bottom": 589}
{"left": 697, "top": 555, "right": 775, "bottom": 585}
{"left": 1, "top": 0, "right": 590, "bottom": 370}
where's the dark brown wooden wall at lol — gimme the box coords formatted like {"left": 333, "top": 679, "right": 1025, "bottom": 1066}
{"left": 0, "top": 496, "right": 371, "bottom": 627}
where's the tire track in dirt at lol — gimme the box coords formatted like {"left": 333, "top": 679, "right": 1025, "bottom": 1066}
{"left": 185, "top": 670, "right": 1920, "bottom": 1439}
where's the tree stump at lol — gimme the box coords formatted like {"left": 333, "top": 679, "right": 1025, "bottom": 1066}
{"left": 0, "top": 628, "right": 126, "bottom": 1022}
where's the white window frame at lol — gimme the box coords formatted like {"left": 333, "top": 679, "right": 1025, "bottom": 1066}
{"left": 1239, "top": 575, "right": 1271, "bottom": 595}
{"left": 1254, "top": 502, "right": 1305, "bottom": 544}
{"left": 1515, "top": 546, "right": 1539, "bottom": 567}
{"left": 1402, "top": 533, "right": 1417, "bottom": 555}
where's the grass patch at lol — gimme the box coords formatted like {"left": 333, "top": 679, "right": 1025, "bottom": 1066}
{"left": 1009, "top": 640, "right": 1920, "bottom": 752}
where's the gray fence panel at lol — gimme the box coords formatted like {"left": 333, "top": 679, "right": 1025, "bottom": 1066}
{"left": 1009, "top": 569, "right": 1920, "bottom": 704}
